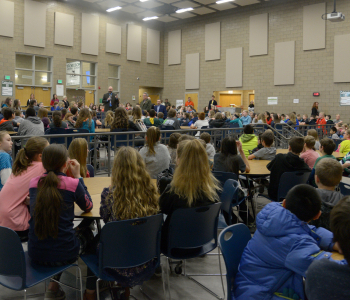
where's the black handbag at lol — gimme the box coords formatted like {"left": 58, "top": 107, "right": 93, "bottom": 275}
{"left": 157, "top": 168, "right": 174, "bottom": 194}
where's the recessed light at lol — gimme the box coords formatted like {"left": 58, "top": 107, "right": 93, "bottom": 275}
{"left": 143, "top": 16, "right": 159, "bottom": 21}
{"left": 216, "top": 0, "right": 234, "bottom": 4}
{"left": 140, "top": 0, "right": 148, "bottom": 2}
{"left": 176, "top": 7, "right": 193, "bottom": 13}
{"left": 106, "top": 6, "right": 122, "bottom": 12}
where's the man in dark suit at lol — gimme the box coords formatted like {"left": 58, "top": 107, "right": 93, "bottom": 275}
{"left": 208, "top": 95, "right": 218, "bottom": 110}
{"left": 140, "top": 93, "right": 152, "bottom": 112}
{"left": 102, "top": 86, "right": 119, "bottom": 111}
{"left": 154, "top": 99, "right": 167, "bottom": 119}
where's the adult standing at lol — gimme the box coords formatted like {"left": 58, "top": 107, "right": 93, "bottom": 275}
{"left": 208, "top": 95, "right": 217, "bottom": 110}
{"left": 140, "top": 93, "right": 152, "bottom": 112}
{"left": 185, "top": 97, "right": 194, "bottom": 107}
{"left": 248, "top": 100, "right": 255, "bottom": 108}
{"left": 50, "top": 94, "right": 59, "bottom": 106}
{"left": 62, "top": 95, "right": 69, "bottom": 109}
{"left": 102, "top": 86, "right": 119, "bottom": 112}
{"left": 27, "top": 93, "right": 35, "bottom": 106}
{"left": 311, "top": 102, "right": 319, "bottom": 117}
{"left": 154, "top": 99, "right": 167, "bottom": 119}
{"left": 164, "top": 98, "right": 171, "bottom": 109}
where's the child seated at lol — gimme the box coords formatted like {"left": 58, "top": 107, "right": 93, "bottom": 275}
{"left": 157, "top": 112, "right": 164, "bottom": 123}
{"left": 338, "top": 129, "right": 350, "bottom": 154}
{"left": 300, "top": 136, "right": 319, "bottom": 169}
{"left": 239, "top": 124, "right": 258, "bottom": 157}
{"left": 307, "top": 129, "right": 320, "bottom": 150}
{"left": 0, "top": 108, "right": 19, "bottom": 131}
{"left": 229, "top": 114, "right": 243, "bottom": 127}
{"left": 326, "top": 114, "right": 334, "bottom": 124}
{"left": 143, "top": 109, "right": 163, "bottom": 126}
{"left": 312, "top": 158, "right": 344, "bottom": 230}
{"left": 306, "top": 197, "right": 350, "bottom": 300}
{"left": 267, "top": 137, "right": 310, "bottom": 201}
{"left": 330, "top": 126, "right": 339, "bottom": 139}
{"left": 248, "top": 130, "right": 276, "bottom": 160}
{"left": 200, "top": 132, "right": 216, "bottom": 160}
{"left": 0, "top": 131, "right": 13, "bottom": 191}
{"left": 234, "top": 184, "right": 342, "bottom": 300}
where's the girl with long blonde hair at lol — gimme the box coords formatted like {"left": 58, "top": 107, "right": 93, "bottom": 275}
{"left": 67, "top": 138, "right": 90, "bottom": 178}
{"left": 131, "top": 106, "right": 142, "bottom": 121}
{"left": 104, "top": 110, "right": 114, "bottom": 128}
{"left": 139, "top": 126, "right": 170, "bottom": 178}
{"left": 84, "top": 146, "right": 159, "bottom": 300}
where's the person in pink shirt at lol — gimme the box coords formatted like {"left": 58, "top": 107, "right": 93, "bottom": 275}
{"left": 0, "top": 137, "right": 48, "bottom": 240}
{"left": 300, "top": 136, "right": 319, "bottom": 169}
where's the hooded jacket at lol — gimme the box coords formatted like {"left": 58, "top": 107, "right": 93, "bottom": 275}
{"left": 239, "top": 134, "right": 258, "bottom": 157}
{"left": 209, "top": 119, "right": 226, "bottom": 128}
{"left": 234, "top": 202, "right": 343, "bottom": 300}
{"left": 267, "top": 152, "right": 310, "bottom": 201}
{"left": 18, "top": 117, "right": 44, "bottom": 139}
{"left": 0, "top": 120, "right": 14, "bottom": 132}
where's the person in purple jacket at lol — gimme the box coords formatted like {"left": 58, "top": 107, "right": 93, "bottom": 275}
{"left": 28, "top": 144, "right": 93, "bottom": 300}
{"left": 233, "top": 184, "right": 346, "bottom": 300}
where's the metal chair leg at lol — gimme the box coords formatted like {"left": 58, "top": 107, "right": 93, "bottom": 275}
{"left": 23, "top": 289, "right": 26, "bottom": 300}
{"left": 96, "top": 278, "right": 101, "bottom": 300}
{"left": 218, "top": 247, "right": 225, "bottom": 299}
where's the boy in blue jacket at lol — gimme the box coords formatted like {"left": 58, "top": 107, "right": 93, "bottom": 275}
{"left": 234, "top": 184, "right": 346, "bottom": 300}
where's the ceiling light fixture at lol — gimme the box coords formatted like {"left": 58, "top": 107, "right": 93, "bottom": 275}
{"left": 143, "top": 16, "right": 159, "bottom": 21}
{"left": 106, "top": 6, "right": 122, "bottom": 12}
{"left": 176, "top": 7, "right": 193, "bottom": 13}
{"left": 216, "top": 0, "right": 234, "bottom": 4}
{"left": 140, "top": 0, "right": 149, "bottom": 2}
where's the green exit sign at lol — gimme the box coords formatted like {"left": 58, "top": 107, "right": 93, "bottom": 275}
{"left": 57, "top": 80, "right": 63, "bottom": 84}
{"left": 4, "top": 75, "right": 10, "bottom": 80}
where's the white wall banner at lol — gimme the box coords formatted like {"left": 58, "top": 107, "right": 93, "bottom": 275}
{"left": 267, "top": 97, "right": 278, "bottom": 105}
{"left": 340, "top": 91, "right": 350, "bottom": 106}
{"left": 66, "top": 61, "right": 80, "bottom": 86}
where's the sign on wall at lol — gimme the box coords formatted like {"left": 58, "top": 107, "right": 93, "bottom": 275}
{"left": 66, "top": 61, "right": 80, "bottom": 86}
{"left": 1, "top": 80, "right": 13, "bottom": 96}
{"left": 267, "top": 97, "right": 278, "bottom": 105}
{"left": 176, "top": 100, "right": 184, "bottom": 107}
{"left": 340, "top": 91, "right": 350, "bottom": 106}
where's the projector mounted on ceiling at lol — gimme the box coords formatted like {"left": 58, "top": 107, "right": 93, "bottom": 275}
{"left": 322, "top": 0, "right": 345, "bottom": 22}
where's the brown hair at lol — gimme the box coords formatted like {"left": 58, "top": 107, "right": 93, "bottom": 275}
{"left": 15, "top": 110, "right": 21, "bottom": 117}
{"left": 320, "top": 138, "right": 336, "bottom": 155}
{"left": 167, "top": 108, "right": 176, "bottom": 118}
{"left": 215, "top": 112, "right": 222, "bottom": 120}
{"left": 315, "top": 158, "right": 342, "bottom": 187}
{"left": 289, "top": 137, "right": 304, "bottom": 154}
{"left": 261, "top": 130, "right": 274, "bottom": 147}
{"left": 312, "top": 102, "right": 319, "bottom": 109}
{"left": 12, "top": 137, "right": 48, "bottom": 176}
{"left": 111, "top": 107, "right": 129, "bottom": 130}
{"left": 200, "top": 132, "right": 211, "bottom": 144}
{"left": 158, "top": 112, "right": 164, "bottom": 119}
{"left": 64, "top": 113, "right": 73, "bottom": 121}
{"left": 145, "top": 126, "right": 160, "bottom": 155}
{"left": 168, "top": 133, "right": 181, "bottom": 149}
{"left": 304, "top": 135, "right": 315, "bottom": 149}
{"left": 34, "top": 144, "right": 68, "bottom": 240}
{"left": 75, "top": 108, "right": 91, "bottom": 129}
{"left": 307, "top": 129, "right": 319, "bottom": 141}
{"left": 132, "top": 106, "right": 142, "bottom": 120}
{"left": 198, "top": 112, "right": 205, "bottom": 120}
{"left": 68, "top": 138, "right": 88, "bottom": 178}
{"left": 52, "top": 111, "right": 62, "bottom": 128}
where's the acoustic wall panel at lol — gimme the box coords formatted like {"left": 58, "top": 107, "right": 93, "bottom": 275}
{"left": 0, "top": 0, "right": 14, "bottom": 38}
{"left": 205, "top": 22, "right": 220, "bottom": 61}
{"left": 24, "top": 0, "right": 46, "bottom": 47}
{"left": 249, "top": 13, "right": 268, "bottom": 56}
{"left": 303, "top": 3, "right": 326, "bottom": 51}
{"left": 81, "top": 13, "right": 99, "bottom": 55}
{"left": 226, "top": 48, "right": 243, "bottom": 88}
{"left": 334, "top": 34, "right": 350, "bottom": 82}
{"left": 168, "top": 30, "right": 181, "bottom": 65}
{"left": 147, "top": 28, "right": 160, "bottom": 64}
{"left": 127, "top": 24, "right": 142, "bottom": 62}
{"left": 54, "top": 12, "right": 74, "bottom": 47}
{"left": 106, "top": 23, "right": 121, "bottom": 54}
{"left": 274, "top": 41, "right": 295, "bottom": 85}
{"left": 185, "top": 53, "right": 200, "bottom": 90}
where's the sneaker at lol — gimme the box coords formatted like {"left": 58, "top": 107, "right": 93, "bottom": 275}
{"left": 44, "top": 287, "right": 66, "bottom": 300}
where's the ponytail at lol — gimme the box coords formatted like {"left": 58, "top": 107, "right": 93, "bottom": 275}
{"left": 146, "top": 126, "right": 160, "bottom": 155}
{"left": 53, "top": 111, "right": 62, "bottom": 128}
{"left": 34, "top": 144, "right": 68, "bottom": 240}
{"left": 12, "top": 137, "right": 48, "bottom": 176}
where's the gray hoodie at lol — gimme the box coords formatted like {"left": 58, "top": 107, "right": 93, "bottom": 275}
{"left": 316, "top": 188, "right": 344, "bottom": 206}
{"left": 18, "top": 117, "right": 44, "bottom": 142}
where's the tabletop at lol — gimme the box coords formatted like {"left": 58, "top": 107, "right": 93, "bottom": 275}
{"left": 95, "top": 128, "right": 111, "bottom": 133}
{"left": 276, "top": 149, "right": 344, "bottom": 159}
{"left": 8, "top": 131, "right": 17, "bottom": 135}
{"left": 243, "top": 159, "right": 270, "bottom": 176}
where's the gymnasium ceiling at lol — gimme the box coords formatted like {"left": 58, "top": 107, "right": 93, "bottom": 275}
{"left": 67, "top": 0, "right": 270, "bottom": 23}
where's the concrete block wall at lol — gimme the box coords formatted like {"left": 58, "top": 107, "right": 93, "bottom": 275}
{"left": 162, "top": 0, "right": 350, "bottom": 120}
{"left": 0, "top": 0, "right": 164, "bottom": 105}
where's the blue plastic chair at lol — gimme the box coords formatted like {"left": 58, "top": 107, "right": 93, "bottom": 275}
{"left": 277, "top": 171, "right": 311, "bottom": 201}
{"left": 229, "top": 122, "right": 240, "bottom": 128}
{"left": 218, "top": 179, "right": 246, "bottom": 229}
{"left": 45, "top": 128, "right": 74, "bottom": 147}
{"left": 87, "top": 164, "right": 94, "bottom": 177}
{"left": 339, "top": 182, "right": 350, "bottom": 195}
{"left": 81, "top": 214, "right": 164, "bottom": 300}
{"left": 160, "top": 125, "right": 176, "bottom": 141}
{"left": 110, "top": 128, "right": 133, "bottom": 148}
{"left": 218, "top": 224, "right": 251, "bottom": 300}
{"left": 0, "top": 226, "right": 82, "bottom": 299}
{"left": 161, "top": 203, "right": 223, "bottom": 299}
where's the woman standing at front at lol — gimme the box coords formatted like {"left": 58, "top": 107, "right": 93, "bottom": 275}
{"left": 311, "top": 102, "right": 319, "bottom": 117}
{"left": 27, "top": 93, "right": 35, "bottom": 106}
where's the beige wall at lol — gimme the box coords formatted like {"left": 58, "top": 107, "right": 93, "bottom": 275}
{"left": 162, "top": 0, "right": 350, "bottom": 121}
{"left": 0, "top": 0, "right": 164, "bottom": 105}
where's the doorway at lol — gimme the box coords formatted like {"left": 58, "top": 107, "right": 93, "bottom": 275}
{"left": 15, "top": 86, "right": 51, "bottom": 107}
{"left": 85, "top": 90, "right": 95, "bottom": 106}
{"left": 138, "top": 87, "right": 163, "bottom": 106}
{"left": 213, "top": 90, "right": 255, "bottom": 110}
{"left": 185, "top": 93, "right": 198, "bottom": 110}
{"left": 220, "top": 94, "right": 242, "bottom": 107}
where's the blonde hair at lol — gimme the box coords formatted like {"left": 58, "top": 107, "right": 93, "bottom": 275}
{"left": 307, "top": 129, "right": 319, "bottom": 141}
{"left": 64, "top": 112, "right": 73, "bottom": 121}
{"left": 68, "top": 138, "right": 88, "bottom": 178}
{"left": 104, "top": 111, "right": 114, "bottom": 127}
{"left": 289, "top": 113, "right": 296, "bottom": 124}
{"left": 132, "top": 106, "right": 142, "bottom": 121}
{"left": 145, "top": 126, "right": 160, "bottom": 155}
{"left": 209, "top": 110, "right": 215, "bottom": 118}
{"left": 304, "top": 135, "right": 315, "bottom": 149}
{"left": 0, "top": 131, "right": 9, "bottom": 143}
{"left": 225, "top": 111, "right": 231, "bottom": 119}
{"left": 38, "top": 108, "right": 48, "bottom": 119}
{"left": 106, "top": 147, "right": 159, "bottom": 220}
{"left": 170, "top": 139, "right": 220, "bottom": 206}
{"left": 258, "top": 113, "right": 266, "bottom": 123}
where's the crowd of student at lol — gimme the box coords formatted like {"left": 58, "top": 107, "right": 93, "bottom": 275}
{"left": 0, "top": 96, "right": 350, "bottom": 299}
